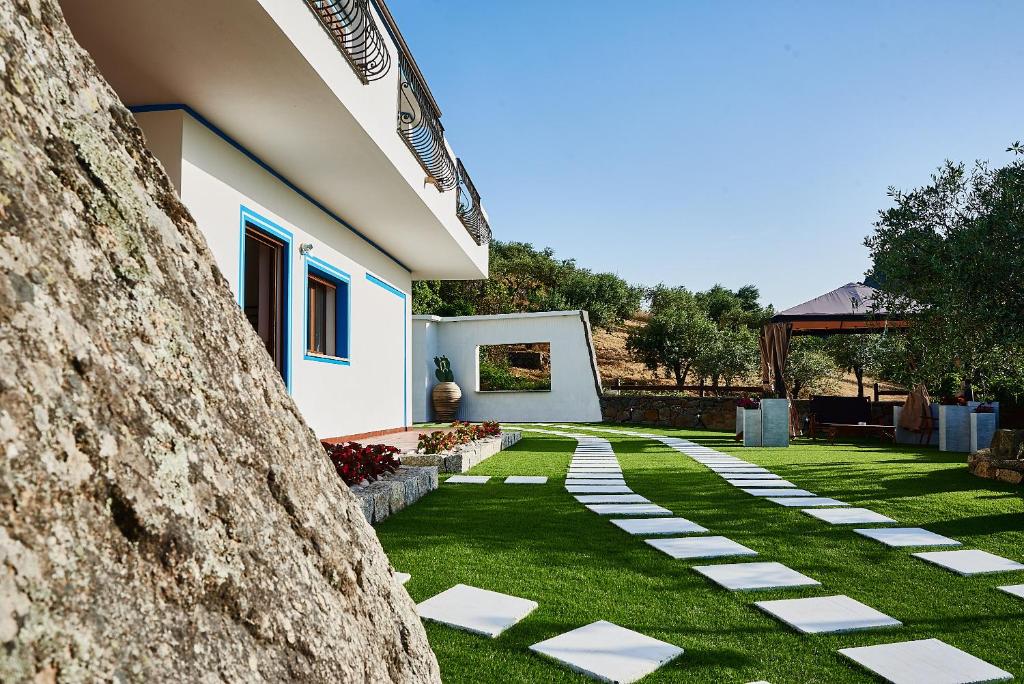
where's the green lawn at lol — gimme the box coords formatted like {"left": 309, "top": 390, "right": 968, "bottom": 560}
{"left": 376, "top": 425, "right": 1024, "bottom": 683}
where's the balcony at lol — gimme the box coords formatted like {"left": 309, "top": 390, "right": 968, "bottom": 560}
{"left": 456, "top": 159, "right": 491, "bottom": 245}
{"left": 304, "top": 0, "right": 390, "bottom": 83}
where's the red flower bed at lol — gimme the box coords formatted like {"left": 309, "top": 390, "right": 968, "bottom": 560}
{"left": 736, "top": 397, "right": 760, "bottom": 409}
{"left": 322, "top": 441, "right": 401, "bottom": 486}
{"left": 418, "top": 421, "right": 503, "bottom": 455}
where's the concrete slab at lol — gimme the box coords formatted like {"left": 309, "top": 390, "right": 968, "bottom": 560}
{"left": 645, "top": 536, "right": 758, "bottom": 560}
{"left": 566, "top": 485, "right": 632, "bottom": 494}
{"left": 446, "top": 475, "right": 491, "bottom": 484}
{"left": 693, "top": 562, "right": 820, "bottom": 591}
{"left": 575, "top": 494, "right": 649, "bottom": 504}
{"left": 417, "top": 584, "right": 538, "bottom": 638}
{"left": 505, "top": 476, "right": 548, "bottom": 484}
{"left": 768, "top": 497, "right": 848, "bottom": 507}
{"left": 754, "top": 595, "right": 901, "bottom": 634}
{"left": 802, "top": 508, "right": 896, "bottom": 525}
{"left": 854, "top": 527, "right": 962, "bottom": 548}
{"left": 839, "top": 638, "right": 1013, "bottom": 684}
{"left": 529, "top": 620, "right": 683, "bottom": 684}
{"left": 587, "top": 503, "right": 672, "bottom": 516}
{"left": 742, "top": 488, "right": 817, "bottom": 497}
{"left": 610, "top": 517, "right": 708, "bottom": 535}
{"left": 912, "top": 550, "right": 1024, "bottom": 576}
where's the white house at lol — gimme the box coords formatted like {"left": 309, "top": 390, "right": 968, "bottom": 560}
{"left": 60, "top": 0, "right": 491, "bottom": 440}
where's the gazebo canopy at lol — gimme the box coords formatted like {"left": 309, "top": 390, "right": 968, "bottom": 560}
{"left": 761, "top": 282, "right": 908, "bottom": 397}
{"left": 771, "top": 282, "right": 907, "bottom": 335}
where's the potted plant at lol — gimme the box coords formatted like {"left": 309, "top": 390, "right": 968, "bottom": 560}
{"left": 431, "top": 356, "right": 462, "bottom": 421}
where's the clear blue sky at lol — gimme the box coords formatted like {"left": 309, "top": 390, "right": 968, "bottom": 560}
{"left": 389, "top": 0, "right": 1023, "bottom": 311}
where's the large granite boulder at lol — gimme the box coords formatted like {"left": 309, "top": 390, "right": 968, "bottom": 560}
{"left": 989, "top": 429, "right": 1024, "bottom": 461}
{"left": 969, "top": 430, "right": 1024, "bottom": 485}
{"left": 0, "top": 1, "right": 439, "bottom": 680}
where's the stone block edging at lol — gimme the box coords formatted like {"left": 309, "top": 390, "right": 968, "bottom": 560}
{"left": 401, "top": 431, "right": 522, "bottom": 473}
{"left": 351, "top": 466, "right": 438, "bottom": 524}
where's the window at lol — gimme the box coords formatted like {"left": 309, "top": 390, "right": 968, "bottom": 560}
{"left": 243, "top": 225, "right": 287, "bottom": 377}
{"left": 305, "top": 260, "right": 350, "bottom": 362}
{"left": 478, "top": 343, "right": 551, "bottom": 392}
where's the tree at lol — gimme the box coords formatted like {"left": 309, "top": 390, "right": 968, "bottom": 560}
{"left": 824, "top": 335, "right": 879, "bottom": 398}
{"left": 412, "top": 241, "right": 642, "bottom": 329}
{"left": 864, "top": 146, "right": 1024, "bottom": 400}
{"left": 627, "top": 286, "right": 718, "bottom": 386}
{"left": 784, "top": 337, "right": 842, "bottom": 398}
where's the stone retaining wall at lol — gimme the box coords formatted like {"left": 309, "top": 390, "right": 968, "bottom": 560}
{"left": 600, "top": 395, "right": 902, "bottom": 433}
{"left": 400, "top": 431, "right": 522, "bottom": 473}
{"left": 351, "top": 466, "right": 439, "bottom": 524}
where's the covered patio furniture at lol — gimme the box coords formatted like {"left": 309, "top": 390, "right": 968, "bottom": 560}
{"left": 807, "top": 396, "right": 895, "bottom": 445}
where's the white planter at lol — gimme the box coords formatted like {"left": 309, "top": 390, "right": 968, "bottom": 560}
{"left": 735, "top": 407, "right": 744, "bottom": 437}
{"left": 970, "top": 413, "right": 997, "bottom": 454}
{"left": 760, "top": 399, "right": 790, "bottom": 447}
{"left": 939, "top": 405, "right": 971, "bottom": 452}
{"left": 742, "top": 409, "right": 762, "bottom": 447}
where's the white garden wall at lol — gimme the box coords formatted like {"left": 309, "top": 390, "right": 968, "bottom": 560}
{"left": 412, "top": 311, "right": 603, "bottom": 423}
{"left": 135, "top": 109, "right": 411, "bottom": 439}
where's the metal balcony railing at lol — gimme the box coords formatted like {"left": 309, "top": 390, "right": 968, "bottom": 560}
{"left": 304, "top": 0, "right": 391, "bottom": 83}
{"left": 456, "top": 159, "right": 491, "bottom": 245}
{"left": 397, "top": 53, "right": 458, "bottom": 191}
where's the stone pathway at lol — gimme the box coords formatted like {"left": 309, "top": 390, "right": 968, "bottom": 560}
{"left": 530, "top": 423, "right": 1018, "bottom": 681}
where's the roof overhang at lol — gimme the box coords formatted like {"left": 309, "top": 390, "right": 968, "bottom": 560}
{"left": 59, "top": 0, "right": 488, "bottom": 279}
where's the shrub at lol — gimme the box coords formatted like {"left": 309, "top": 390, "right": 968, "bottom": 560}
{"left": 322, "top": 441, "right": 401, "bottom": 486}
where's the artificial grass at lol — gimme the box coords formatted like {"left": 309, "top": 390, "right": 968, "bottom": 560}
{"left": 375, "top": 426, "right": 1024, "bottom": 683}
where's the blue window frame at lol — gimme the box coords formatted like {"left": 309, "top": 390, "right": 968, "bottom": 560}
{"left": 238, "top": 206, "right": 292, "bottom": 392}
{"left": 304, "top": 255, "right": 351, "bottom": 365}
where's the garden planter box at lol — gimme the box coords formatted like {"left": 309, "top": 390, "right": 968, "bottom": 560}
{"left": 970, "top": 413, "right": 997, "bottom": 454}
{"left": 351, "top": 466, "right": 438, "bottom": 525}
{"left": 939, "top": 405, "right": 972, "bottom": 452}
{"left": 401, "top": 431, "right": 521, "bottom": 473}
{"left": 894, "top": 404, "right": 939, "bottom": 446}
{"left": 735, "top": 407, "right": 744, "bottom": 438}
{"left": 760, "top": 399, "right": 790, "bottom": 448}
{"left": 742, "top": 409, "right": 762, "bottom": 447}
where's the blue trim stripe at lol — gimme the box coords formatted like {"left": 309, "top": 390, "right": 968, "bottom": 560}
{"left": 366, "top": 272, "right": 408, "bottom": 427}
{"left": 129, "top": 103, "right": 411, "bottom": 273}
{"left": 238, "top": 206, "right": 293, "bottom": 393}
{"left": 304, "top": 255, "right": 352, "bottom": 366}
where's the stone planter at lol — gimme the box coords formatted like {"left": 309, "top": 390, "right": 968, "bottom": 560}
{"left": 760, "top": 399, "right": 790, "bottom": 448}
{"left": 970, "top": 412, "right": 997, "bottom": 454}
{"left": 735, "top": 407, "right": 744, "bottom": 438}
{"left": 742, "top": 409, "right": 762, "bottom": 447}
{"left": 401, "top": 431, "right": 522, "bottom": 473}
{"left": 939, "top": 405, "right": 971, "bottom": 452}
{"left": 431, "top": 382, "right": 462, "bottom": 421}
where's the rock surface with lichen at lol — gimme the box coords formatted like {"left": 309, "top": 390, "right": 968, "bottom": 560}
{"left": 0, "top": 0, "right": 439, "bottom": 680}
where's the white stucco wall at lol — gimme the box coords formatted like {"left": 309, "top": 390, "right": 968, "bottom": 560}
{"left": 412, "top": 311, "right": 603, "bottom": 423}
{"left": 135, "top": 109, "right": 411, "bottom": 438}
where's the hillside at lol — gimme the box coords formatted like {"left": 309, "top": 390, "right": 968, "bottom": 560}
{"left": 592, "top": 321, "right": 905, "bottom": 398}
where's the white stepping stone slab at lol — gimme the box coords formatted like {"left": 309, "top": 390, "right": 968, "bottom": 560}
{"left": 839, "top": 638, "right": 1013, "bottom": 684}
{"left": 768, "top": 496, "right": 848, "bottom": 507}
{"left": 646, "top": 536, "right": 757, "bottom": 560}
{"left": 587, "top": 503, "right": 672, "bottom": 516}
{"left": 693, "top": 562, "right": 820, "bottom": 591}
{"left": 576, "top": 494, "right": 649, "bottom": 504}
{"left": 395, "top": 572, "right": 411, "bottom": 585}
{"left": 416, "top": 584, "right": 538, "bottom": 638}
{"left": 529, "top": 620, "right": 683, "bottom": 684}
{"left": 999, "top": 584, "right": 1024, "bottom": 600}
{"left": 754, "top": 595, "right": 901, "bottom": 634}
{"left": 912, "top": 549, "right": 1024, "bottom": 576}
{"left": 721, "top": 473, "right": 782, "bottom": 480}
{"left": 855, "top": 527, "right": 961, "bottom": 547}
{"left": 728, "top": 479, "right": 796, "bottom": 488}
{"left": 568, "top": 470, "right": 622, "bottom": 475}
{"left": 610, "top": 517, "right": 707, "bottom": 535}
{"left": 710, "top": 467, "right": 772, "bottom": 474}
{"left": 742, "top": 488, "right": 817, "bottom": 497}
{"left": 802, "top": 507, "right": 896, "bottom": 525}
{"left": 567, "top": 479, "right": 627, "bottom": 486}
{"left": 566, "top": 485, "right": 632, "bottom": 494}
{"left": 505, "top": 476, "right": 548, "bottom": 484}
{"left": 446, "top": 475, "right": 490, "bottom": 484}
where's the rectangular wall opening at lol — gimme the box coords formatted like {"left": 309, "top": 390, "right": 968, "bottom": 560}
{"left": 478, "top": 343, "right": 551, "bottom": 392}
{"left": 243, "top": 224, "right": 287, "bottom": 379}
